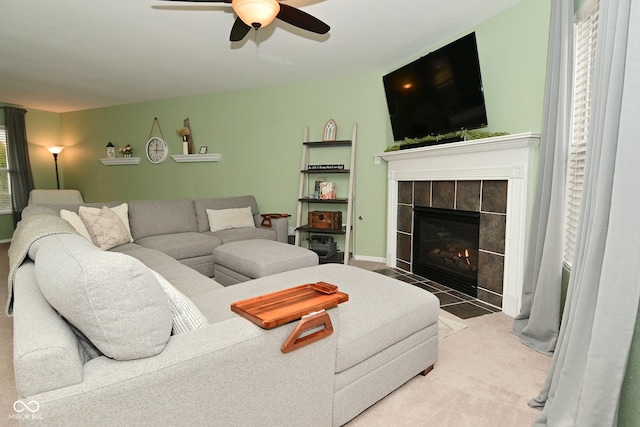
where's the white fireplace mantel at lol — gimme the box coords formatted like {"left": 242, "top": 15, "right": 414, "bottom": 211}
{"left": 374, "top": 132, "right": 540, "bottom": 317}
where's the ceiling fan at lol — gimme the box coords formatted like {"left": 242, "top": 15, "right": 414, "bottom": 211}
{"left": 161, "top": 0, "right": 330, "bottom": 42}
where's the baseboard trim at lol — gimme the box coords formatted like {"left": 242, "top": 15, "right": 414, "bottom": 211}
{"left": 352, "top": 255, "right": 386, "bottom": 263}
{"left": 0, "top": 238, "right": 11, "bottom": 244}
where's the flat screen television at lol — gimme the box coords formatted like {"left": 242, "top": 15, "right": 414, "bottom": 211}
{"left": 383, "top": 32, "right": 488, "bottom": 142}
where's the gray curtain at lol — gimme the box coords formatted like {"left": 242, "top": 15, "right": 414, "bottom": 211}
{"left": 532, "top": 0, "right": 640, "bottom": 425}
{"left": 512, "top": 0, "right": 572, "bottom": 354}
{"left": 4, "top": 107, "right": 34, "bottom": 226}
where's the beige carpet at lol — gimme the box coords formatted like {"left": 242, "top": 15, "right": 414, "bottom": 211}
{"left": 0, "top": 246, "right": 550, "bottom": 426}
{"left": 347, "top": 311, "right": 551, "bottom": 426}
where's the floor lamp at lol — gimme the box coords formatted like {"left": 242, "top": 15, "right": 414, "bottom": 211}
{"left": 47, "top": 146, "right": 65, "bottom": 189}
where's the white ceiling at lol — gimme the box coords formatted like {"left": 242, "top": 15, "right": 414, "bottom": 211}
{"left": 0, "top": 0, "right": 523, "bottom": 113}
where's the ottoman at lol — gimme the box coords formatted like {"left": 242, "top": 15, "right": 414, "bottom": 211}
{"left": 212, "top": 239, "right": 319, "bottom": 286}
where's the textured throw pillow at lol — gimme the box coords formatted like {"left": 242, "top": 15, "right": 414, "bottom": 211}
{"left": 150, "top": 270, "right": 208, "bottom": 334}
{"left": 35, "top": 234, "right": 172, "bottom": 360}
{"left": 60, "top": 209, "right": 93, "bottom": 242}
{"left": 206, "top": 207, "right": 255, "bottom": 232}
{"left": 79, "top": 206, "right": 131, "bottom": 250}
{"left": 78, "top": 203, "right": 134, "bottom": 242}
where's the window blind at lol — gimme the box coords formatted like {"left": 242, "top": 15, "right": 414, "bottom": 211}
{"left": 0, "top": 126, "right": 11, "bottom": 211}
{"left": 564, "top": 1, "right": 599, "bottom": 268}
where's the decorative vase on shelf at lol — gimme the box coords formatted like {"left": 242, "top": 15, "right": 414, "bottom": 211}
{"left": 182, "top": 136, "right": 189, "bottom": 155}
{"left": 106, "top": 142, "right": 115, "bottom": 158}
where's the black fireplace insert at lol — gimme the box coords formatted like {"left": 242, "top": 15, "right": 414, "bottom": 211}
{"left": 413, "top": 206, "right": 480, "bottom": 297}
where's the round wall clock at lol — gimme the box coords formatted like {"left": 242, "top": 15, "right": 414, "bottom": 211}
{"left": 145, "top": 137, "right": 168, "bottom": 164}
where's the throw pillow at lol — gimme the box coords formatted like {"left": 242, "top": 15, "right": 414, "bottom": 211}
{"left": 150, "top": 269, "right": 208, "bottom": 334}
{"left": 60, "top": 209, "right": 93, "bottom": 242}
{"left": 79, "top": 206, "right": 131, "bottom": 250}
{"left": 206, "top": 207, "right": 255, "bottom": 232}
{"left": 35, "top": 234, "right": 172, "bottom": 360}
{"left": 78, "top": 203, "right": 134, "bottom": 242}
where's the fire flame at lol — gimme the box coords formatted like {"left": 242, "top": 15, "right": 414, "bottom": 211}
{"left": 458, "top": 248, "right": 471, "bottom": 265}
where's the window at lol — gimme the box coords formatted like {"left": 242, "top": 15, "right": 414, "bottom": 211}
{"left": 563, "top": 1, "right": 600, "bottom": 268}
{"left": 0, "top": 126, "right": 11, "bottom": 212}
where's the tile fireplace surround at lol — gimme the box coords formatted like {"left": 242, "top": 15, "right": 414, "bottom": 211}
{"left": 375, "top": 132, "right": 540, "bottom": 317}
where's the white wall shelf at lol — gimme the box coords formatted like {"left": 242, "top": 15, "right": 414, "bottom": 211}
{"left": 99, "top": 157, "right": 140, "bottom": 165}
{"left": 171, "top": 154, "right": 222, "bottom": 163}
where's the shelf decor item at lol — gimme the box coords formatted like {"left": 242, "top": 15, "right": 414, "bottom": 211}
{"left": 177, "top": 117, "right": 195, "bottom": 154}
{"left": 177, "top": 126, "right": 190, "bottom": 155}
{"left": 323, "top": 119, "right": 337, "bottom": 141}
{"left": 119, "top": 145, "right": 133, "bottom": 158}
{"left": 105, "top": 142, "right": 115, "bottom": 158}
{"left": 319, "top": 181, "right": 336, "bottom": 199}
{"left": 308, "top": 211, "right": 342, "bottom": 230}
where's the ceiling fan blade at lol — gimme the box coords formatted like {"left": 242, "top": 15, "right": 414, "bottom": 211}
{"left": 230, "top": 17, "right": 252, "bottom": 41}
{"left": 277, "top": 3, "right": 329, "bottom": 35}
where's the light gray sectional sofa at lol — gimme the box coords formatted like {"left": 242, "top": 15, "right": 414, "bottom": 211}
{"left": 7, "top": 196, "right": 440, "bottom": 426}
{"left": 22, "top": 195, "right": 288, "bottom": 277}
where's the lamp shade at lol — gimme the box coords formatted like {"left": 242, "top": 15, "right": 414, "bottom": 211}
{"left": 47, "top": 146, "right": 65, "bottom": 155}
{"left": 233, "top": 0, "right": 280, "bottom": 29}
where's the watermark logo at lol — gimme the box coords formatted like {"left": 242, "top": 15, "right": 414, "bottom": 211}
{"left": 10, "top": 400, "right": 43, "bottom": 420}
{"left": 13, "top": 400, "right": 39, "bottom": 413}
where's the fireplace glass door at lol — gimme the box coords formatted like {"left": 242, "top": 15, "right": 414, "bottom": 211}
{"left": 413, "top": 206, "right": 480, "bottom": 297}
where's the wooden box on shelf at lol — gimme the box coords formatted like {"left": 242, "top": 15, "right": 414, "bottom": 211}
{"left": 308, "top": 211, "right": 342, "bottom": 230}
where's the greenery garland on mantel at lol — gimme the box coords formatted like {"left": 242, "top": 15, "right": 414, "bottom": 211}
{"left": 384, "top": 130, "right": 510, "bottom": 152}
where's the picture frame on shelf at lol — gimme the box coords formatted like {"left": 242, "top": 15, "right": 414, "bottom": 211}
{"left": 199, "top": 146, "right": 208, "bottom": 154}
{"left": 323, "top": 119, "right": 337, "bottom": 141}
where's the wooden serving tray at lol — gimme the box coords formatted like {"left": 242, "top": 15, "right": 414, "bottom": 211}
{"left": 230, "top": 282, "right": 349, "bottom": 329}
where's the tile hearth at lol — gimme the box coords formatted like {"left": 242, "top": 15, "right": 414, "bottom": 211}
{"left": 374, "top": 268, "right": 500, "bottom": 319}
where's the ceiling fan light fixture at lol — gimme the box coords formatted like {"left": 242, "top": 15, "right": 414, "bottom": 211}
{"left": 232, "top": 0, "right": 280, "bottom": 29}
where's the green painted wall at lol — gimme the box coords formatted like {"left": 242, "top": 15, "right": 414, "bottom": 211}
{"left": 49, "top": 0, "right": 551, "bottom": 260}
{"left": 620, "top": 312, "right": 640, "bottom": 425}
{"left": 59, "top": 75, "right": 392, "bottom": 257}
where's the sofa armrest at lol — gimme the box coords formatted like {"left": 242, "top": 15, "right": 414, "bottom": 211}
{"left": 13, "top": 262, "right": 85, "bottom": 397}
{"left": 26, "top": 312, "right": 339, "bottom": 426}
{"left": 255, "top": 215, "right": 289, "bottom": 243}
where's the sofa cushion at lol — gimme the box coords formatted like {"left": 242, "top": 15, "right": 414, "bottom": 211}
{"left": 78, "top": 203, "right": 134, "bottom": 242}
{"left": 135, "top": 232, "right": 222, "bottom": 260}
{"left": 206, "top": 227, "right": 276, "bottom": 244}
{"left": 192, "top": 264, "right": 439, "bottom": 372}
{"left": 60, "top": 209, "right": 93, "bottom": 242}
{"left": 206, "top": 207, "right": 255, "bottom": 232}
{"left": 194, "top": 196, "right": 260, "bottom": 233}
{"left": 109, "top": 243, "right": 224, "bottom": 299}
{"left": 150, "top": 269, "right": 208, "bottom": 334}
{"left": 128, "top": 199, "right": 198, "bottom": 239}
{"left": 212, "top": 239, "right": 318, "bottom": 280}
{"left": 34, "top": 234, "right": 173, "bottom": 360}
{"left": 79, "top": 206, "right": 131, "bottom": 250}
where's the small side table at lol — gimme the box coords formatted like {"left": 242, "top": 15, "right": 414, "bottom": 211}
{"left": 230, "top": 282, "right": 348, "bottom": 353}
{"left": 260, "top": 213, "right": 291, "bottom": 227}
